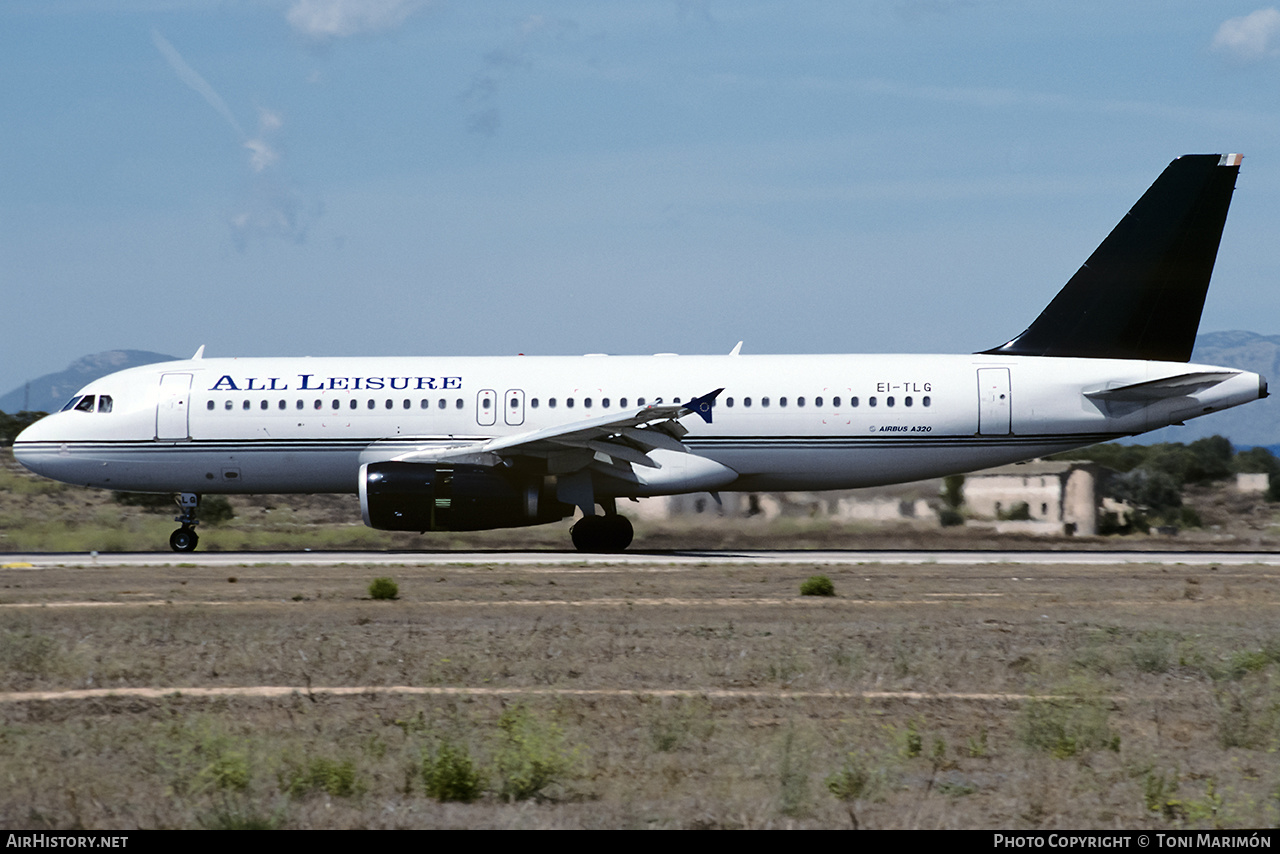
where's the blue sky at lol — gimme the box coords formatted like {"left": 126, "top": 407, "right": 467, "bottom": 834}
{"left": 5, "top": 1, "right": 1280, "bottom": 398}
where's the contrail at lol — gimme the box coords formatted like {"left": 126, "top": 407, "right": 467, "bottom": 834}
{"left": 151, "top": 28, "right": 247, "bottom": 139}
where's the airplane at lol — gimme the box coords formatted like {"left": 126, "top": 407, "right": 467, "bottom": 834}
{"left": 13, "top": 154, "right": 1267, "bottom": 553}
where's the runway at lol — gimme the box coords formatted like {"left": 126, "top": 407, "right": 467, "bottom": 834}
{"left": 3, "top": 548, "right": 1280, "bottom": 568}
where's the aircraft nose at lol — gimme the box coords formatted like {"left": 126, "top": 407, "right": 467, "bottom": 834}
{"left": 11, "top": 416, "right": 53, "bottom": 474}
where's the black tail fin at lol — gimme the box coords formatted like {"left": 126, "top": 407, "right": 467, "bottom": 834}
{"left": 983, "top": 153, "right": 1241, "bottom": 362}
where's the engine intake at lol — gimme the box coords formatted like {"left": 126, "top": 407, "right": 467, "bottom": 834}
{"left": 360, "top": 461, "right": 573, "bottom": 532}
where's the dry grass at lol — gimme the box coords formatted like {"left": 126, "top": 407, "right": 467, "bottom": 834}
{"left": 2, "top": 558, "right": 1279, "bottom": 828}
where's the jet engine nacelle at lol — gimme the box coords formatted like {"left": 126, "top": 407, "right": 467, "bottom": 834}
{"left": 359, "top": 461, "right": 574, "bottom": 532}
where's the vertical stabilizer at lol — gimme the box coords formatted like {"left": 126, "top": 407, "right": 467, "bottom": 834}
{"left": 984, "top": 154, "right": 1241, "bottom": 361}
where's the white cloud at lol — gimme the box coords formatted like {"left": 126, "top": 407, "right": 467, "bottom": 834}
{"left": 244, "top": 139, "right": 279, "bottom": 173}
{"left": 257, "top": 107, "right": 284, "bottom": 133}
{"left": 151, "top": 28, "right": 246, "bottom": 138}
{"left": 286, "top": 0, "right": 429, "bottom": 39}
{"left": 1211, "top": 8, "right": 1280, "bottom": 61}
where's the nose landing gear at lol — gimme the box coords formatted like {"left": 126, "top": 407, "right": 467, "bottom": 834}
{"left": 170, "top": 493, "right": 200, "bottom": 552}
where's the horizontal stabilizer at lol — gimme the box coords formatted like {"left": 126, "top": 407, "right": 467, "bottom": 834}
{"left": 1084, "top": 371, "right": 1239, "bottom": 402}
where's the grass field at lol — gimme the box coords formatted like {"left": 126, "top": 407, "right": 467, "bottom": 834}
{"left": 3, "top": 557, "right": 1279, "bottom": 829}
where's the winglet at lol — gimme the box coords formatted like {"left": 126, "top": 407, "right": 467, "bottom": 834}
{"left": 682, "top": 388, "right": 724, "bottom": 424}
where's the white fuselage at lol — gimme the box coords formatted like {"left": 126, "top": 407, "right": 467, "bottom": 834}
{"left": 12, "top": 353, "right": 1266, "bottom": 497}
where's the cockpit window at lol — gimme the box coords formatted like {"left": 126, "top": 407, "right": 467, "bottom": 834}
{"left": 97, "top": 395, "right": 113, "bottom": 413}
{"left": 61, "top": 396, "right": 83, "bottom": 412}
{"left": 74, "top": 396, "right": 95, "bottom": 413}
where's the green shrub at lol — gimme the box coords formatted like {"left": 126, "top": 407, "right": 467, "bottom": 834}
{"left": 492, "top": 706, "right": 577, "bottom": 801}
{"left": 777, "top": 723, "right": 811, "bottom": 817}
{"left": 422, "top": 742, "right": 485, "bottom": 802}
{"left": 1019, "top": 694, "right": 1119, "bottom": 758}
{"left": 283, "top": 757, "right": 359, "bottom": 797}
{"left": 800, "top": 575, "right": 835, "bottom": 597}
{"left": 941, "top": 474, "right": 964, "bottom": 508}
{"left": 203, "top": 751, "right": 251, "bottom": 793}
{"left": 112, "top": 491, "right": 177, "bottom": 512}
{"left": 938, "top": 508, "right": 965, "bottom": 527}
{"left": 201, "top": 495, "right": 236, "bottom": 525}
{"left": 1002, "top": 501, "right": 1032, "bottom": 521}
{"left": 368, "top": 577, "right": 399, "bottom": 600}
{"left": 825, "top": 750, "right": 886, "bottom": 830}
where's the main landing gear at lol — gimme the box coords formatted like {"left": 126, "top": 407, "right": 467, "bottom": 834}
{"left": 570, "top": 513, "right": 634, "bottom": 553}
{"left": 170, "top": 493, "right": 200, "bottom": 553}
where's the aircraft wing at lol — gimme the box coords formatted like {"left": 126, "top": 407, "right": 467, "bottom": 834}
{"left": 1084, "top": 371, "right": 1239, "bottom": 402}
{"left": 389, "top": 388, "right": 724, "bottom": 474}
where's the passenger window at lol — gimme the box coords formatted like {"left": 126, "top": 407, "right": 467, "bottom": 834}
{"left": 314, "top": 400, "right": 322, "bottom": 410}
{"left": 673, "top": 397, "right": 681, "bottom": 404}
{"left": 637, "top": 397, "right": 646, "bottom": 406}
{"left": 602, "top": 398, "right": 610, "bottom": 408}
{"left": 243, "top": 400, "right": 251, "bottom": 411}
{"left": 225, "top": 401, "right": 234, "bottom": 411}
{"left": 549, "top": 398, "right": 557, "bottom": 409}
{"left": 278, "top": 400, "right": 286, "bottom": 410}
{"left": 482, "top": 398, "right": 491, "bottom": 410}
{"left": 368, "top": 400, "right": 376, "bottom": 410}
{"left": 261, "top": 401, "right": 269, "bottom": 411}
{"left": 923, "top": 396, "right": 931, "bottom": 407}
{"left": 833, "top": 396, "right": 841, "bottom": 407}
{"left": 98, "top": 396, "right": 113, "bottom": 413}
{"left": 296, "top": 400, "right": 304, "bottom": 410}
{"left": 851, "top": 397, "right": 859, "bottom": 407}
{"left": 421, "top": 399, "right": 430, "bottom": 409}
{"left": 797, "top": 397, "right": 805, "bottom": 407}
{"left": 567, "top": 399, "right": 575, "bottom": 408}
{"left": 531, "top": 398, "right": 539, "bottom": 409}
{"left": 619, "top": 398, "right": 627, "bottom": 408}
{"left": 869, "top": 397, "right": 877, "bottom": 407}
{"left": 726, "top": 397, "right": 734, "bottom": 407}
{"left": 584, "top": 398, "right": 592, "bottom": 409}
{"left": 455, "top": 399, "right": 463, "bottom": 409}
{"left": 814, "top": 396, "right": 823, "bottom": 407}
{"left": 385, "top": 399, "right": 393, "bottom": 409}
{"left": 332, "top": 400, "right": 340, "bottom": 410}
{"left": 761, "top": 397, "right": 770, "bottom": 407}
{"left": 206, "top": 400, "right": 215, "bottom": 411}
{"left": 887, "top": 396, "right": 895, "bottom": 407}
{"left": 350, "top": 400, "right": 358, "bottom": 410}
{"left": 905, "top": 396, "right": 913, "bottom": 407}
{"left": 744, "top": 397, "right": 752, "bottom": 407}
{"left": 403, "top": 399, "right": 410, "bottom": 409}
{"left": 510, "top": 397, "right": 519, "bottom": 409}
{"left": 438, "top": 399, "right": 447, "bottom": 410}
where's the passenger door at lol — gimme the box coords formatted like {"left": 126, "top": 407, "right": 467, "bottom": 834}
{"left": 156, "top": 373, "right": 192, "bottom": 440}
{"left": 977, "top": 368, "right": 1011, "bottom": 435}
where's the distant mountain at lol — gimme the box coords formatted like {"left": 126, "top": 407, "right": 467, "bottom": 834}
{"left": 0, "top": 351, "right": 177, "bottom": 415}
{"left": 1123, "top": 330, "right": 1280, "bottom": 448}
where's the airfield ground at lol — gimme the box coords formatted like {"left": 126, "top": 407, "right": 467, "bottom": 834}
{"left": 2, "top": 554, "right": 1279, "bottom": 829}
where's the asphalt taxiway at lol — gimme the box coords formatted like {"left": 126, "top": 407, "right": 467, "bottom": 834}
{"left": 4, "top": 549, "right": 1280, "bottom": 568}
